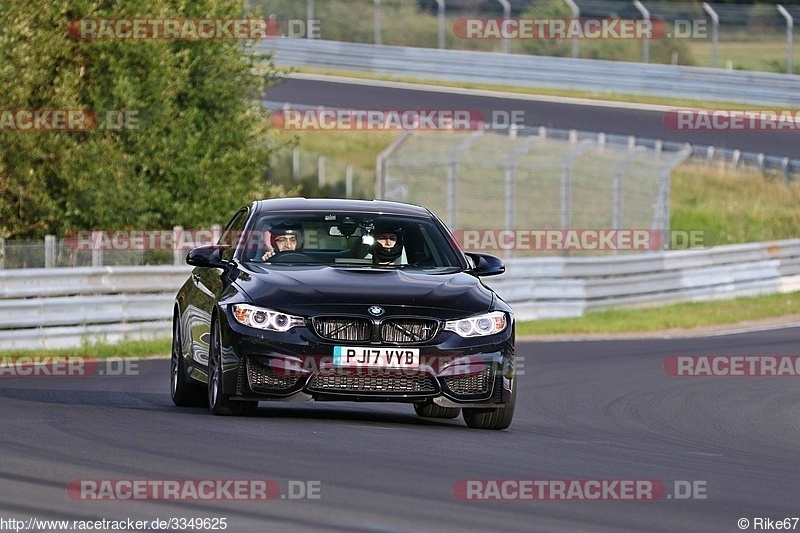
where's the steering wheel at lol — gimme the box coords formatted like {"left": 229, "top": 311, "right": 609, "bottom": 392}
{"left": 267, "top": 251, "right": 319, "bottom": 263}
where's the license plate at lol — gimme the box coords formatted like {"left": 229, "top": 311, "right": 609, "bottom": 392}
{"left": 333, "top": 346, "right": 419, "bottom": 368}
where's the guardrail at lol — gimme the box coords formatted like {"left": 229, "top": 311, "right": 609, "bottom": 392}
{"left": 259, "top": 38, "right": 800, "bottom": 106}
{"left": 285, "top": 0, "right": 800, "bottom": 73}
{"left": 489, "top": 239, "right": 800, "bottom": 320}
{"left": 2, "top": 240, "right": 800, "bottom": 349}
{"left": 0, "top": 266, "right": 190, "bottom": 350}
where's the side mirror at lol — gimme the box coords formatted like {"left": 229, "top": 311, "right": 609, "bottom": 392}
{"left": 465, "top": 252, "right": 505, "bottom": 277}
{"left": 186, "top": 245, "right": 228, "bottom": 268}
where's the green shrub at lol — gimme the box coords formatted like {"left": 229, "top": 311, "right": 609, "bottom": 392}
{"left": 0, "top": 0, "right": 290, "bottom": 239}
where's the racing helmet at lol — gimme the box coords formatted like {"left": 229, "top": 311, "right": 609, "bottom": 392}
{"left": 371, "top": 225, "right": 403, "bottom": 263}
{"left": 269, "top": 220, "right": 304, "bottom": 251}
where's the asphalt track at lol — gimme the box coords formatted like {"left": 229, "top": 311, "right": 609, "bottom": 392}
{"left": 262, "top": 76, "right": 800, "bottom": 159}
{"left": 2, "top": 329, "right": 800, "bottom": 532}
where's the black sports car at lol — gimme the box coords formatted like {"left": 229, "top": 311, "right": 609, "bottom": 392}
{"left": 171, "top": 198, "right": 516, "bottom": 429}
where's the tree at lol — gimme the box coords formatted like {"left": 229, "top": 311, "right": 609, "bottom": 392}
{"left": 0, "top": 0, "right": 290, "bottom": 238}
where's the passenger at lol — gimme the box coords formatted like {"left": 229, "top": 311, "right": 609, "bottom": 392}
{"left": 371, "top": 227, "right": 403, "bottom": 265}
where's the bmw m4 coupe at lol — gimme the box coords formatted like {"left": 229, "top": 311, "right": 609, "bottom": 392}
{"left": 171, "top": 198, "right": 516, "bottom": 429}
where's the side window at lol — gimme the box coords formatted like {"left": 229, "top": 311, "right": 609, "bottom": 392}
{"left": 218, "top": 208, "right": 249, "bottom": 262}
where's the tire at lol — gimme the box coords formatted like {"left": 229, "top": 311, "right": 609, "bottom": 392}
{"left": 208, "top": 317, "right": 258, "bottom": 417}
{"left": 413, "top": 402, "right": 461, "bottom": 419}
{"left": 171, "top": 315, "right": 207, "bottom": 407}
{"left": 462, "top": 385, "right": 516, "bottom": 430}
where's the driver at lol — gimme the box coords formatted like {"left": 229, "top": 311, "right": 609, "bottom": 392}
{"left": 262, "top": 221, "right": 304, "bottom": 260}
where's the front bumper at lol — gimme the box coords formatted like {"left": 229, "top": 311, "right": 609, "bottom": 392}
{"left": 217, "top": 310, "right": 515, "bottom": 407}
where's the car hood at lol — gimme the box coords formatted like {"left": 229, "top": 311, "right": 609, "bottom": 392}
{"left": 235, "top": 264, "right": 494, "bottom": 317}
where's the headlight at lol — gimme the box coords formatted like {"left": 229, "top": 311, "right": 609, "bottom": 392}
{"left": 232, "top": 304, "right": 304, "bottom": 332}
{"left": 444, "top": 311, "right": 507, "bottom": 338}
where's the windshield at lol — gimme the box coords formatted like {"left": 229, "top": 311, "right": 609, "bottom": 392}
{"left": 237, "top": 212, "right": 463, "bottom": 270}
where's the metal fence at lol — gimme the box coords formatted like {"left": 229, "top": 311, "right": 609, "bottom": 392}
{"left": 252, "top": 0, "right": 800, "bottom": 72}
{"left": 0, "top": 229, "right": 207, "bottom": 270}
{"left": 378, "top": 126, "right": 690, "bottom": 255}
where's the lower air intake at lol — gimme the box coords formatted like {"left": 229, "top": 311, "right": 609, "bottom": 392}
{"left": 442, "top": 366, "right": 494, "bottom": 398}
{"left": 246, "top": 358, "right": 300, "bottom": 392}
{"left": 308, "top": 373, "right": 437, "bottom": 393}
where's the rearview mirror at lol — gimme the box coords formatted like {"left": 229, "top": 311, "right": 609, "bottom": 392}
{"left": 186, "top": 245, "right": 228, "bottom": 268}
{"left": 465, "top": 252, "right": 505, "bottom": 277}
{"left": 330, "top": 222, "right": 364, "bottom": 238}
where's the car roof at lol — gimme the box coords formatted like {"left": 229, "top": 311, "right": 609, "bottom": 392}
{"left": 252, "top": 198, "right": 433, "bottom": 218}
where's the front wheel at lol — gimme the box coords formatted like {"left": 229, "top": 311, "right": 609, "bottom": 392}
{"left": 462, "top": 386, "right": 516, "bottom": 430}
{"left": 208, "top": 318, "right": 258, "bottom": 417}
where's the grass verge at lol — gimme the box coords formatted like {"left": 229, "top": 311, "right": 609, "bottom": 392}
{"left": 275, "top": 129, "right": 399, "bottom": 172}
{"left": 690, "top": 41, "right": 800, "bottom": 72}
{"left": 517, "top": 291, "right": 800, "bottom": 336}
{"left": 0, "top": 338, "right": 171, "bottom": 358}
{"left": 672, "top": 163, "right": 800, "bottom": 244}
